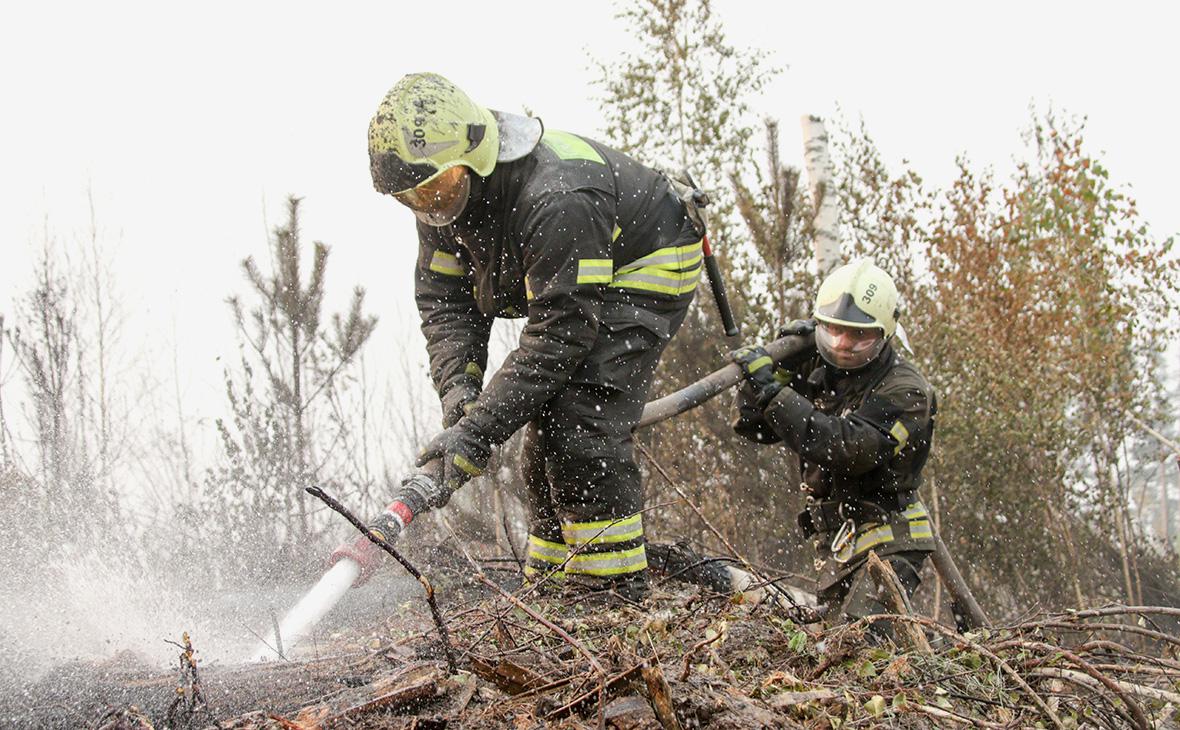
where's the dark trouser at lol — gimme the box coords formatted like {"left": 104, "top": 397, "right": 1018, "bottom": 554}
{"left": 520, "top": 301, "right": 686, "bottom": 598}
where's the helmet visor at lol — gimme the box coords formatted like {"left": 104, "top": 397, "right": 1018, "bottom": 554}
{"left": 370, "top": 150, "right": 441, "bottom": 195}
{"left": 394, "top": 166, "right": 471, "bottom": 227}
{"left": 815, "top": 321, "right": 886, "bottom": 370}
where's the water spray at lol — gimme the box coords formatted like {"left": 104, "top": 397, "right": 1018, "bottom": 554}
{"left": 247, "top": 461, "right": 449, "bottom": 662}
{"left": 248, "top": 559, "right": 359, "bottom": 662}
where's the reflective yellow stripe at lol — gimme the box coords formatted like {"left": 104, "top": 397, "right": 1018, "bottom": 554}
{"left": 909, "top": 519, "right": 933, "bottom": 540}
{"left": 527, "top": 535, "right": 569, "bottom": 565}
{"left": 576, "top": 258, "right": 614, "bottom": 284}
{"left": 890, "top": 421, "right": 910, "bottom": 454}
{"left": 525, "top": 276, "right": 534, "bottom": 301}
{"left": 612, "top": 224, "right": 622, "bottom": 242}
{"left": 429, "top": 250, "right": 464, "bottom": 276}
{"left": 464, "top": 362, "right": 483, "bottom": 379}
{"left": 746, "top": 356, "right": 772, "bottom": 374}
{"left": 609, "top": 266, "right": 701, "bottom": 295}
{"left": 832, "top": 503, "right": 933, "bottom": 561}
{"left": 835, "top": 523, "right": 895, "bottom": 562}
{"left": 566, "top": 545, "right": 648, "bottom": 576}
{"left": 616, "top": 240, "right": 703, "bottom": 274}
{"left": 453, "top": 453, "right": 483, "bottom": 476}
{"left": 562, "top": 513, "right": 643, "bottom": 546}
{"left": 853, "top": 524, "right": 894, "bottom": 553}
{"left": 901, "top": 502, "right": 928, "bottom": 520}
{"left": 541, "top": 130, "right": 605, "bottom": 164}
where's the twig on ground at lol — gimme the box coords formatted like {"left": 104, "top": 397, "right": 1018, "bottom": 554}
{"left": 678, "top": 631, "right": 724, "bottom": 681}
{"left": 441, "top": 516, "right": 607, "bottom": 677}
{"left": 1019, "top": 640, "right": 1151, "bottom": 729}
{"left": 856, "top": 613, "right": 1067, "bottom": 729}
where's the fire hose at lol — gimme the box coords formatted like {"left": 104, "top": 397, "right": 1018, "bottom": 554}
{"left": 253, "top": 334, "right": 986, "bottom": 661}
{"left": 340, "top": 334, "right": 986, "bottom": 625}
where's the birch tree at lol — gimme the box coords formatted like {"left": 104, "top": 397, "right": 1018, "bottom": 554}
{"left": 801, "top": 115, "right": 842, "bottom": 277}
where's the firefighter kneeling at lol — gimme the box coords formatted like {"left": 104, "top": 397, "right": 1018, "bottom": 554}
{"left": 732, "top": 259, "right": 937, "bottom": 624}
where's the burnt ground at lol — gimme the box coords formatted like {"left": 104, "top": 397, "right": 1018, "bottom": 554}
{"left": 4, "top": 549, "right": 1180, "bottom": 729}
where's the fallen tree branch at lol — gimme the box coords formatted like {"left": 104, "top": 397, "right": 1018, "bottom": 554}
{"left": 678, "top": 631, "right": 723, "bottom": 681}
{"left": 1030, "top": 666, "right": 1180, "bottom": 705}
{"left": 643, "top": 661, "right": 683, "bottom": 730}
{"left": 306, "top": 485, "right": 457, "bottom": 674}
{"left": 1019, "top": 641, "right": 1151, "bottom": 729}
{"left": 865, "top": 551, "right": 932, "bottom": 655}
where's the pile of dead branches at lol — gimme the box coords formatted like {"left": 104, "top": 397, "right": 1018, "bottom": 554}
{"left": 188, "top": 579, "right": 1178, "bottom": 729}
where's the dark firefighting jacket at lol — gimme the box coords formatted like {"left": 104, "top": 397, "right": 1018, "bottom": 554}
{"left": 763, "top": 343, "right": 936, "bottom": 509}
{"left": 414, "top": 129, "right": 701, "bottom": 447}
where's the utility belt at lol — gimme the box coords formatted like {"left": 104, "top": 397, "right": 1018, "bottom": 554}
{"left": 797, "top": 492, "right": 917, "bottom": 538}
{"left": 798, "top": 492, "right": 932, "bottom": 565}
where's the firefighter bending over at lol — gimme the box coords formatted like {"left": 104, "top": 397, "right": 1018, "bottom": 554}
{"left": 337, "top": 73, "right": 704, "bottom": 602}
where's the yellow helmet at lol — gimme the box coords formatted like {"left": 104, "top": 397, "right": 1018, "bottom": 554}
{"left": 813, "top": 259, "right": 899, "bottom": 370}
{"left": 368, "top": 73, "right": 542, "bottom": 225}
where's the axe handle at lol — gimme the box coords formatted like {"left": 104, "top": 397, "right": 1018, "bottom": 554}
{"left": 702, "top": 235, "right": 740, "bottom": 338}
{"left": 931, "top": 533, "right": 990, "bottom": 629}
{"left": 635, "top": 334, "right": 991, "bottom": 628}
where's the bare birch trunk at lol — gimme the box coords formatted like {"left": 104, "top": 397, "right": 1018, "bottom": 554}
{"left": 800, "top": 115, "right": 841, "bottom": 277}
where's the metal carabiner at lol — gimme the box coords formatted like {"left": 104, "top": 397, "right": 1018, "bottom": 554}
{"left": 830, "top": 517, "right": 856, "bottom": 559}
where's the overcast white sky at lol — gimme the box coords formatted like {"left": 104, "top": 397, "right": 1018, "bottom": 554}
{"left": 2, "top": 0, "right": 1178, "bottom": 436}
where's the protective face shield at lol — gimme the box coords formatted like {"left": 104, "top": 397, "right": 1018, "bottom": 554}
{"left": 393, "top": 166, "right": 472, "bottom": 226}
{"left": 815, "top": 321, "right": 886, "bottom": 371}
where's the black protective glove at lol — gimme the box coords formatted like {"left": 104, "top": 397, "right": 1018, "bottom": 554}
{"left": 731, "top": 380, "right": 784, "bottom": 444}
{"left": 415, "top": 421, "right": 491, "bottom": 492}
{"left": 730, "top": 345, "right": 785, "bottom": 409}
{"left": 777, "top": 318, "right": 817, "bottom": 339}
{"left": 440, "top": 376, "right": 481, "bottom": 428}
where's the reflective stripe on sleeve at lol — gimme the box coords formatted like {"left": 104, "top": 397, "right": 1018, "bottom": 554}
{"left": 609, "top": 266, "right": 701, "bottom": 295}
{"left": 576, "top": 258, "right": 614, "bottom": 285}
{"left": 561, "top": 513, "right": 643, "bottom": 546}
{"left": 429, "top": 250, "right": 464, "bottom": 276}
{"left": 565, "top": 545, "right": 648, "bottom": 576}
{"left": 746, "top": 355, "right": 772, "bottom": 373}
{"left": 615, "top": 241, "right": 703, "bottom": 274}
{"left": 890, "top": 421, "right": 910, "bottom": 454}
